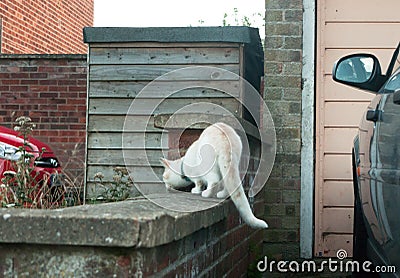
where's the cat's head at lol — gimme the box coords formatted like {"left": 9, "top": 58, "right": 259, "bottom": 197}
{"left": 160, "top": 158, "right": 192, "bottom": 190}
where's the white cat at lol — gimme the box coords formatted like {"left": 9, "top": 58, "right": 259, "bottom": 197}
{"left": 160, "top": 122, "right": 268, "bottom": 229}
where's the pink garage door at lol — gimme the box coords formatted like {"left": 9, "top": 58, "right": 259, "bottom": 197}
{"left": 315, "top": 0, "right": 400, "bottom": 257}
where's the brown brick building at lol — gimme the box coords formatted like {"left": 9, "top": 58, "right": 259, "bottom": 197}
{"left": 0, "top": 0, "right": 93, "bottom": 54}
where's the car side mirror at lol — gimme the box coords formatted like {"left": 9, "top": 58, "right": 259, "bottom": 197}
{"left": 332, "top": 54, "right": 386, "bottom": 93}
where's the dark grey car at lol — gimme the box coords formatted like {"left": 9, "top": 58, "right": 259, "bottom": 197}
{"left": 333, "top": 43, "right": 400, "bottom": 277}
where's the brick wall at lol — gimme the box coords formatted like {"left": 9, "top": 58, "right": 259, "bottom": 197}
{"left": 0, "top": 0, "right": 93, "bottom": 54}
{"left": 137, "top": 203, "right": 265, "bottom": 276}
{"left": 264, "top": 0, "right": 303, "bottom": 259}
{"left": 0, "top": 225, "right": 263, "bottom": 277}
{"left": 0, "top": 54, "right": 87, "bottom": 186}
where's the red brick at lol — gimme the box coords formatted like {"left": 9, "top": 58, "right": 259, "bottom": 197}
{"left": 68, "top": 85, "right": 86, "bottom": 92}
{"left": 20, "top": 67, "right": 38, "bottom": 72}
{"left": 30, "top": 72, "right": 48, "bottom": 79}
{"left": 20, "top": 79, "right": 39, "bottom": 85}
{"left": 2, "top": 80, "right": 20, "bottom": 85}
{"left": 67, "top": 99, "right": 86, "bottom": 105}
{"left": 39, "top": 80, "right": 57, "bottom": 85}
{"left": 31, "top": 85, "right": 49, "bottom": 92}
{"left": 58, "top": 105, "right": 77, "bottom": 111}
{"left": 59, "top": 92, "right": 78, "bottom": 98}
{"left": 38, "top": 66, "right": 56, "bottom": 73}
{"left": 49, "top": 86, "right": 68, "bottom": 92}
{"left": 39, "top": 92, "right": 59, "bottom": 98}
{"left": 49, "top": 111, "right": 69, "bottom": 117}
{"left": 59, "top": 130, "right": 79, "bottom": 137}
{"left": 50, "top": 137, "right": 69, "bottom": 143}
{"left": 58, "top": 80, "right": 77, "bottom": 86}
{"left": 0, "top": 86, "right": 10, "bottom": 90}
{"left": 69, "top": 73, "right": 87, "bottom": 80}
{"left": 30, "top": 111, "right": 49, "bottom": 117}
{"left": 0, "top": 1, "right": 93, "bottom": 54}
{"left": 10, "top": 73, "right": 29, "bottom": 79}
{"left": 9, "top": 85, "right": 28, "bottom": 91}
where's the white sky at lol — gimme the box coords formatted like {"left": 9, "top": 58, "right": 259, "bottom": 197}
{"left": 94, "top": 0, "right": 265, "bottom": 38}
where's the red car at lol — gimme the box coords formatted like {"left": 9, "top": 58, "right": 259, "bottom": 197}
{"left": 0, "top": 126, "right": 63, "bottom": 207}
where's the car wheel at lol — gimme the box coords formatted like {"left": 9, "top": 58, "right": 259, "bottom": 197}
{"left": 352, "top": 150, "right": 379, "bottom": 277}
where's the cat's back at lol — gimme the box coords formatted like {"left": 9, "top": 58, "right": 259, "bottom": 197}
{"left": 199, "top": 122, "right": 242, "bottom": 152}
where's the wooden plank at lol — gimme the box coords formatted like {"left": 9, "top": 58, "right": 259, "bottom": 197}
{"left": 88, "top": 115, "right": 160, "bottom": 132}
{"left": 322, "top": 207, "right": 353, "bottom": 233}
{"left": 89, "top": 47, "right": 240, "bottom": 65}
{"left": 88, "top": 98, "right": 240, "bottom": 116}
{"left": 323, "top": 77, "right": 375, "bottom": 102}
{"left": 87, "top": 132, "right": 168, "bottom": 149}
{"left": 89, "top": 64, "right": 240, "bottom": 81}
{"left": 322, "top": 181, "right": 354, "bottom": 207}
{"left": 321, "top": 234, "right": 353, "bottom": 258}
{"left": 154, "top": 113, "right": 262, "bottom": 141}
{"left": 89, "top": 80, "right": 240, "bottom": 98}
{"left": 87, "top": 165, "right": 163, "bottom": 183}
{"left": 323, "top": 154, "right": 352, "bottom": 180}
{"left": 324, "top": 128, "right": 357, "bottom": 154}
{"left": 325, "top": 23, "right": 400, "bottom": 49}
{"left": 324, "top": 102, "right": 370, "bottom": 127}
{"left": 325, "top": 0, "right": 400, "bottom": 23}
{"left": 87, "top": 149, "right": 162, "bottom": 166}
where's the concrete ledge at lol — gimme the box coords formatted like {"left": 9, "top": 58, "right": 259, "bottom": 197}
{"left": 0, "top": 192, "right": 232, "bottom": 248}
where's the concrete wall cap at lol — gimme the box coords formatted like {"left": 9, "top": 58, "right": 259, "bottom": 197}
{"left": 0, "top": 193, "right": 231, "bottom": 248}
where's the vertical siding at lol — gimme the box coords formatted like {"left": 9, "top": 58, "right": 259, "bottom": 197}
{"left": 86, "top": 43, "right": 242, "bottom": 197}
{"left": 315, "top": 0, "right": 400, "bottom": 257}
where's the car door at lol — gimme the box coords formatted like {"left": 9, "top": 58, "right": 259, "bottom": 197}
{"left": 333, "top": 43, "right": 400, "bottom": 272}
{"left": 358, "top": 93, "right": 386, "bottom": 245}
{"left": 373, "top": 68, "right": 400, "bottom": 270}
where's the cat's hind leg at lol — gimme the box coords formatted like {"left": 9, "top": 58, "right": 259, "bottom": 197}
{"left": 201, "top": 183, "right": 218, "bottom": 198}
{"left": 191, "top": 180, "right": 204, "bottom": 194}
{"left": 201, "top": 175, "right": 221, "bottom": 198}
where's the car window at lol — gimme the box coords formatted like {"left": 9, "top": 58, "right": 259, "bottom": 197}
{"left": 380, "top": 68, "right": 400, "bottom": 93}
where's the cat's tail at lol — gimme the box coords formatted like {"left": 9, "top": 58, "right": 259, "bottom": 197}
{"left": 219, "top": 154, "right": 268, "bottom": 229}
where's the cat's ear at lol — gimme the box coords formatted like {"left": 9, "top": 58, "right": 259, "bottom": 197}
{"left": 160, "top": 158, "right": 171, "bottom": 169}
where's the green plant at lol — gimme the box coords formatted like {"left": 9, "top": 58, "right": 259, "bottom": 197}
{"left": 91, "top": 167, "right": 134, "bottom": 203}
{"left": 62, "top": 141, "right": 85, "bottom": 206}
{"left": 222, "top": 8, "right": 264, "bottom": 28}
